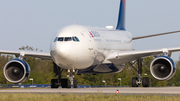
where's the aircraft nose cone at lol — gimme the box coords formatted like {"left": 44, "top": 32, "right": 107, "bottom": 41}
{"left": 56, "top": 43, "right": 71, "bottom": 59}
{"left": 52, "top": 41, "right": 95, "bottom": 69}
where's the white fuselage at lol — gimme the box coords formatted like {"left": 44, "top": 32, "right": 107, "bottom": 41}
{"left": 50, "top": 25, "right": 132, "bottom": 70}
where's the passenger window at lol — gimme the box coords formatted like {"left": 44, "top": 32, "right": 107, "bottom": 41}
{"left": 53, "top": 37, "right": 57, "bottom": 42}
{"left": 65, "top": 37, "right": 72, "bottom": 41}
{"left": 58, "top": 37, "right": 64, "bottom": 41}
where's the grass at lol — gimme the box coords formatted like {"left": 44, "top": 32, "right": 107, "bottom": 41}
{"left": 0, "top": 93, "right": 179, "bottom": 101}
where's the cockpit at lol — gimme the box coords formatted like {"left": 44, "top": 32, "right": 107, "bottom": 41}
{"left": 53, "top": 36, "right": 80, "bottom": 42}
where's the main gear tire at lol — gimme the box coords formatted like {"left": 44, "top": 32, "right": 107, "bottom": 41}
{"left": 132, "top": 77, "right": 138, "bottom": 87}
{"left": 51, "top": 79, "right": 59, "bottom": 88}
{"left": 142, "top": 77, "right": 150, "bottom": 87}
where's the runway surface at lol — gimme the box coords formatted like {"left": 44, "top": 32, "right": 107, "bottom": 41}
{"left": 0, "top": 87, "right": 180, "bottom": 95}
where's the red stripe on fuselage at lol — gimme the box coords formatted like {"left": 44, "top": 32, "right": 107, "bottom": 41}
{"left": 89, "top": 31, "right": 94, "bottom": 38}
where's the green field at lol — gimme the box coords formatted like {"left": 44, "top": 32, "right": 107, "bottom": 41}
{"left": 0, "top": 93, "right": 179, "bottom": 101}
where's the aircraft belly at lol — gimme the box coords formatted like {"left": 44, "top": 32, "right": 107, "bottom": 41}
{"left": 77, "top": 63, "right": 125, "bottom": 74}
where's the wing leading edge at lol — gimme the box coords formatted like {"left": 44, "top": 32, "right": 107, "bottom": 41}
{"left": 0, "top": 50, "right": 51, "bottom": 60}
{"left": 106, "top": 47, "right": 180, "bottom": 65}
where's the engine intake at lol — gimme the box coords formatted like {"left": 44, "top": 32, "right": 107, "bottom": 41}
{"left": 3, "top": 59, "right": 30, "bottom": 83}
{"left": 150, "top": 56, "right": 176, "bottom": 81}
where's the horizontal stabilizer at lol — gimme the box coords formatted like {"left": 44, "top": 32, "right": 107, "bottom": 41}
{"left": 133, "top": 30, "right": 180, "bottom": 40}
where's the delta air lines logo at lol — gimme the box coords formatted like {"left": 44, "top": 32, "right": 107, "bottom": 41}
{"left": 89, "top": 31, "right": 101, "bottom": 38}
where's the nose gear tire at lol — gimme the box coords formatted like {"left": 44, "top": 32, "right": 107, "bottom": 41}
{"left": 73, "top": 80, "right": 77, "bottom": 88}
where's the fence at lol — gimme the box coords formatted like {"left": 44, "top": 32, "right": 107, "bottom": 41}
{"left": 0, "top": 84, "right": 128, "bottom": 89}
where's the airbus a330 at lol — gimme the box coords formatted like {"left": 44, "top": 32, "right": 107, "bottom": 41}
{"left": 2, "top": 0, "right": 180, "bottom": 88}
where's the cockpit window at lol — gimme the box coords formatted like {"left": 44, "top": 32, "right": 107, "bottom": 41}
{"left": 64, "top": 37, "right": 72, "bottom": 41}
{"left": 58, "top": 37, "right": 64, "bottom": 41}
{"left": 75, "top": 37, "right": 80, "bottom": 42}
{"left": 72, "top": 36, "right": 80, "bottom": 42}
{"left": 53, "top": 37, "right": 58, "bottom": 42}
{"left": 72, "top": 37, "right": 76, "bottom": 41}
{"left": 57, "top": 36, "right": 80, "bottom": 42}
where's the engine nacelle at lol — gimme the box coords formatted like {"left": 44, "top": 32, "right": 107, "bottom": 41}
{"left": 3, "top": 59, "right": 30, "bottom": 83}
{"left": 150, "top": 56, "right": 176, "bottom": 81}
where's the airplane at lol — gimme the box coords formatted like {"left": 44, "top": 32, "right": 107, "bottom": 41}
{"left": 2, "top": 0, "right": 180, "bottom": 88}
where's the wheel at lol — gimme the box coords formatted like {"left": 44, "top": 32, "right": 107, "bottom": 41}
{"left": 61, "top": 79, "right": 67, "bottom": 88}
{"left": 73, "top": 80, "right": 77, "bottom": 88}
{"left": 132, "top": 77, "right": 138, "bottom": 87}
{"left": 67, "top": 80, "right": 71, "bottom": 88}
{"left": 142, "top": 77, "right": 150, "bottom": 87}
{"left": 61, "top": 79, "right": 71, "bottom": 88}
{"left": 51, "top": 79, "right": 59, "bottom": 88}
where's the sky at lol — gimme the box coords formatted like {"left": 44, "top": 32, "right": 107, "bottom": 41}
{"left": 0, "top": 0, "right": 180, "bottom": 61}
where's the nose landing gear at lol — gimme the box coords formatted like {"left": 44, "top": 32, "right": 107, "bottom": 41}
{"left": 51, "top": 63, "right": 78, "bottom": 88}
{"left": 67, "top": 69, "right": 77, "bottom": 88}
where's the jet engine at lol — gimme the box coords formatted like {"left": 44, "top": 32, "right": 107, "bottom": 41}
{"left": 150, "top": 56, "right": 176, "bottom": 81}
{"left": 3, "top": 58, "right": 30, "bottom": 83}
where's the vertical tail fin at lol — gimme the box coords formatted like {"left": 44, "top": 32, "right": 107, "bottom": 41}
{"left": 116, "top": 0, "right": 126, "bottom": 30}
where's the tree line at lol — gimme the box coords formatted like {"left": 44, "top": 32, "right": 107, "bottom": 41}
{"left": 0, "top": 46, "right": 180, "bottom": 87}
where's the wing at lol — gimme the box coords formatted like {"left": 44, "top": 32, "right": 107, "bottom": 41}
{"left": 106, "top": 47, "right": 180, "bottom": 65}
{"left": 132, "top": 30, "right": 180, "bottom": 40}
{"left": 0, "top": 50, "right": 51, "bottom": 60}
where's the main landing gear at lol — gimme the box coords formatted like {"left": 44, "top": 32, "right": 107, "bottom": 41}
{"left": 51, "top": 63, "right": 77, "bottom": 88}
{"left": 128, "top": 59, "right": 150, "bottom": 87}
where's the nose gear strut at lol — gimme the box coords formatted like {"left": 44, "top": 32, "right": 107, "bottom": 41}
{"left": 67, "top": 69, "right": 77, "bottom": 88}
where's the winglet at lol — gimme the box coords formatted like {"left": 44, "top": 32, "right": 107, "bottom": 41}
{"left": 116, "top": 0, "right": 126, "bottom": 30}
